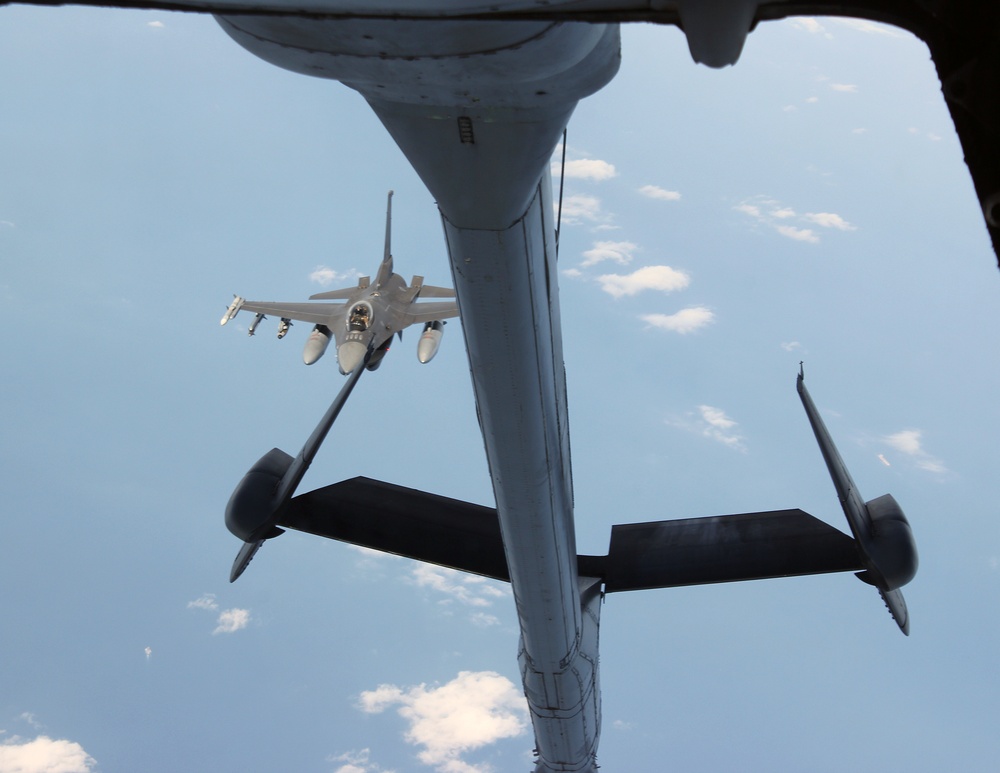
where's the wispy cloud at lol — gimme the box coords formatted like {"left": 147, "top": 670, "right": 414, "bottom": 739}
{"left": 776, "top": 225, "right": 819, "bottom": 243}
{"left": 787, "top": 17, "right": 830, "bottom": 37}
{"left": 309, "top": 266, "right": 360, "bottom": 286}
{"left": 882, "top": 429, "right": 947, "bottom": 473}
{"left": 780, "top": 341, "right": 803, "bottom": 352}
{"left": 555, "top": 158, "right": 617, "bottom": 181}
{"left": 559, "top": 194, "right": 609, "bottom": 226}
{"left": 144, "top": 646, "right": 153, "bottom": 661}
{"left": 213, "top": 608, "right": 251, "bottom": 635}
{"left": 667, "top": 405, "right": 746, "bottom": 451}
{"left": 410, "top": 564, "right": 507, "bottom": 610}
{"left": 358, "top": 671, "right": 528, "bottom": 773}
{"left": 832, "top": 17, "right": 904, "bottom": 37}
{"left": 581, "top": 240, "right": 637, "bottom": 267}
{"left": 596, "top": 265, "right": 690, "bottom": 298}
{"left": 802, "top": 212, "right": 856, "bottom": 231}
{"left": 638, "top": 184, "right": 681, "bottom": 201}
{"left": 187, "top": 593, "right": 219, "bottom": 611}
{"left": 328, "top": 748, "right": 392, "bottom": 773}
{"left": 697, "top": 405, "right": 746, "bottom": 449}
{"left": 189, "top": 593, "right": 252, "bottom": 634}
{"left": 641, "top": 307, "right": 715, "bottom": 334}
{"left": 735, "top": 195, "right": 856, "bottom": 244}
{"left": 830, "top": 83, "right": 858, "bottom": 93}
{"left": 0, "top": 735, "right": 97, "bottom": 772}
{"left": 147, "top": 20, "right": 164, "bottom": 28}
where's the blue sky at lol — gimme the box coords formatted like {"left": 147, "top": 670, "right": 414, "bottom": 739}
{"left": 2, "top": 7, "right": 999, "bottom": 773}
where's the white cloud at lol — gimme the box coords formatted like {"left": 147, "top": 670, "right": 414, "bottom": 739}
{"left": 559, "top": 194, "right": 606, "bottom": 225}
{"left": 830, "top": 83, "right": 858, "bottom": 93}
{"left": 213, "top": 608, "right": 251, "bottom": 634}
{"left": 581, "top": 240, "right": 637, "bottom": 267}
{"left": 309, "top": 266, "right": 360, "bottom": 286}
{"left": 738, "top": 195, "right": 858, "bottom": 241}
{"left": 147, "top": 20, "right": 164, "bottom": 28}
{"left": 803, "top": 212, "right": 856, "bottom": 230}
{"left": 734, "top": 203, "right": 760, "bottom": 218}
{"left": 780, "top": 341, "right": 802, "bottom": 352}
{"left": 883, "top": 429, "right": 922, "bottom": 455}
{"left": 410, "top": 565, "right": 506, "bottom": 609}
{"left": 637, "top": 185, "right": 681, "bottom": 201}
{"left": 882, "top": 429, "right": 947, "bottom": 473}
{"left": 878, "top": 454, "right": 891, "bottom": 467}
{"left": 358, "top": 671, "right": 528, "bottom": 773}
{"left": 328, "top": 748, "right": 392, "bottom": 773}
{"left": 776, "top": 225, "right": 819, "bottom": 243}
{"left": 641, "top": 307, "right": 715, "bottom": 334}
{"left": 144, "top": 646, "right": 152, "bottom": 661}
{"left": 832, "top": 17, "right": 904, "bottom": 37}
{"left": 805, "top": 96, "right": 819, "bottom": 104}
{"left": 596, "top": 265, "right": 690, "bottom": 298}
{"left": 556, "top": 159, "right": 617, "bottom": 181}
{"left": 187, "top": 593, "right": 219, "bottom": 611}
{"left": 852, "top": 127, "right": 868, "bottom": 135}
{"left": 561, "top": 268, "right": 583, "bottom": 279}
{"left": 667, "top": 405, "right": 746, "bottom": 450}
{"left": 698, "top": 406, "right": 745, "bottom": 450}
{"left": 789, "top": 17, "right": 826, "bottom": 35}
{"left": 0, "top": 735, "right": 97, "bottom": 773}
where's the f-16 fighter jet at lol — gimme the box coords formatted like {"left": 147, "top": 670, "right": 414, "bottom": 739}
{"left": 220, "top": 191, "right": 459, "bottom": 374}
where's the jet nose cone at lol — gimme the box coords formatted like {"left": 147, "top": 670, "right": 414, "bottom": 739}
{"left": 337, "top": 341, "right": 367, "bottom": 374}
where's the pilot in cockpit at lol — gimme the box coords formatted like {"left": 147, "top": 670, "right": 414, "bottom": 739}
{"left": 349, "top": 305, "right": 371, "bottom": 331}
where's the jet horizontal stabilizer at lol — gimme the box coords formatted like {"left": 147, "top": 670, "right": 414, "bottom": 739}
{"left": 415, "top": 284, "right": 457, "bottom": 298}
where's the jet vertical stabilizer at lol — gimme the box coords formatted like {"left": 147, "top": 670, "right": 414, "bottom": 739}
{"left": 373, "top": 190, "right": 394, "bottom": 288}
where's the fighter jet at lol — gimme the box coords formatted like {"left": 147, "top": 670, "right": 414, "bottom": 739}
{"left": 220, "top": 191, "right": 459, "bottom": 374}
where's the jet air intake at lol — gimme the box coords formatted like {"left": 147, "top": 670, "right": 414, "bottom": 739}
{"left": 303, "top": 324, "right": 332, "bottom": 365}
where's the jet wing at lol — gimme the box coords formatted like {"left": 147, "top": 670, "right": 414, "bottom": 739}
{"left": 403, "top": 301, "right": 461, "bottom": 325}
{"left": 237, "top": 300, "right": 344, "bottom": 326}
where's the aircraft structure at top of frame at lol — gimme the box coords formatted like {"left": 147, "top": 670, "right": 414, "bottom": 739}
{"left": 8, "top": 0, "right": 962, "bottom": 768}
{"left": 220, "top": 191, "right": 459, "bottom": 374}
{"left": 8, "top": 1, "right": 999, "bottom": 264}
{"left": 197, "top": 9, "right": 935, "bottom": 768}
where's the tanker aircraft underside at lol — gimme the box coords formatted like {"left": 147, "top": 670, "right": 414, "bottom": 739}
{"left": 13, "top": 0, "right": 982, "bottom": 769}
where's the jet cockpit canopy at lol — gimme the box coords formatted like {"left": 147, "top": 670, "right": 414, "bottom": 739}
{"left": 348, "top": 303, "right": 372, "bottom": 332}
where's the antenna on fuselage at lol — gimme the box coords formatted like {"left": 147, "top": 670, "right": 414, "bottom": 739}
{"left": 555, "top": 129, "right": 567, "bottom": 259}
